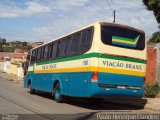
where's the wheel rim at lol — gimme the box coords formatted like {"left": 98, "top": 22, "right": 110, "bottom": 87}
{"left": 29, "top": 85, "right": 31, "bottom": 91}
{"left": 55, "top": 89, "right": 61, "bottom": 101}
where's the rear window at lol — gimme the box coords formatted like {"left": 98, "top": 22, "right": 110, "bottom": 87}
{"left": 101, "top": 25, "right": 145, "bottom": 50}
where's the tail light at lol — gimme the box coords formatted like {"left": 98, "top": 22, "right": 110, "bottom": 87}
{"left": 91, "top": 72, "right": 98, "bottom": 82}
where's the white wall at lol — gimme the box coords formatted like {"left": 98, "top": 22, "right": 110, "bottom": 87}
{"left": 0, "top": 62, "right": 5, "bottom": 71}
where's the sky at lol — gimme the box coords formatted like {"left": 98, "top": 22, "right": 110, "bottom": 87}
{"left": 0, "top": 0, "right": 159, "bottom": 42}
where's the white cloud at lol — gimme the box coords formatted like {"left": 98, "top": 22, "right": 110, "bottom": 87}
{"left": 29, "top": 0, "right": 158, "bottom": 40}
{"left": 0, "top": 0, "right": 159, "bottom": 41}
{"left": 0, "top": 1, "right": 51, "bottom": 18}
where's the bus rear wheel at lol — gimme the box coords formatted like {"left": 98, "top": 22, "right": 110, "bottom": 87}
{"left": 29, "top": 84, "right": 35, "bottom": 94}
{"left": 54, "top": 83, "right": 63, "bottom": 103}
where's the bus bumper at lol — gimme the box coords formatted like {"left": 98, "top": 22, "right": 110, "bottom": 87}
{"left": 89, "top": 83, "right": 144, "bottom": 98}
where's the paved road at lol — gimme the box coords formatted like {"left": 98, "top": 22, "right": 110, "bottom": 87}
{"left": 0, "top": 77, "right": 159, "bottom": 120}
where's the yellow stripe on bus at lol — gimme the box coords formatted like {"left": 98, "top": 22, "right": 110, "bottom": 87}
{"left": 34, "top": 67, "right": 145, "bottom": 77}
{"left": 98, "top": 67, "right": 145, "bottom": 77}
{"left": 112, "top": 38, "right": 139, "bottom": 45}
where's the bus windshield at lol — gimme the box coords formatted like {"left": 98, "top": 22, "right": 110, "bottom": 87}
{"left": 101, "top": 25, "right": 145, "bottom": 50}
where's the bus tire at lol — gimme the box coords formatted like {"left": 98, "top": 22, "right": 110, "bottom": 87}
{"left": 54, "top": 83, "right": 63, "bottom": 103}
{"left": 29, "top": 83, "right": 35, "bottom": 94}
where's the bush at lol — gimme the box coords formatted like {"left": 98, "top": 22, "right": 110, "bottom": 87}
{"left": 145, "top": 83, "right": 160, "bottom": 98}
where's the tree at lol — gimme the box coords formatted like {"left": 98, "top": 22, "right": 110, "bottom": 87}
{"left": 148, "top": 32, "right": 160, "bottom": 43}
{"left": 24, "top": 45, "right": 32, "bottom": 51}
{"left": 143, "top": 0, "right": 160, "bottom": 23}
{"left": 22, "top": 42, "right": 27, "bottom": 47}
{"left": 0, "top": 37, "right": 6, "bottom": 45}
{"left": 0, "top": 44, "right": 4, "bottom": 52}
{"left": 143, "top": 0, "right": 160, "bottom": 43}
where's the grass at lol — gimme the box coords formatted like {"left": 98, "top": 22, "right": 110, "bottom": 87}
{"left": 145, "top": 82, "right": 160, "bottom": 98}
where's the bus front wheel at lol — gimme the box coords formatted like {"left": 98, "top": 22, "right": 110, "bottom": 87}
{"left": 54, "top": 83, "right": 63, "bottom": 103}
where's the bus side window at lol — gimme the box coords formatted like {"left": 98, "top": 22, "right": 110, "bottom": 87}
{"left": 76, "top": 33, "right": 82, "bottom": 52}
{"left": 87, "top": 29, "right": 93, "bottom": 44}
{"left": 31, "top": 50, "right": 36, "bottom": 63}
{"left": 40, "top": 46, "right": 44, "bottom": 60}
{"left": 27, "top": 52, "right": 31, "bottom": 61}
{"left": 51, "top": 41, "right": 58, "bottom": 59}
{"left": 43, "top": 45, "right": 49, "bottom": 60}
{"left": 35, "top": 49, "right": 38, "bottom": 61}
{"left": 48, "top": 43, "right": 52, "bottom": 59}
{"left": 59, "top": 38, "right": 68, "bottom": 57}
{"left": 50, "top": 43, "right": 53, "bottom": 58}
{"left": 80, "top": 28, "right": 93, "bottom": 53}
{"left": 71, "top": 33, "right": 81, "bottom": 54}
{"left": 71, "top": 35, "right": 76, "bottom": 54}
{"left": 37, "top": 48, "right": 42, "bottom": 60}
{"left": 66, "top": 36, "right": 72, "bottom": 55}
{"left": 56, "top": 41, "right": 61, "bottom": 58}
{"left": 24, "top": 52, "right": 31, "bottom": 75}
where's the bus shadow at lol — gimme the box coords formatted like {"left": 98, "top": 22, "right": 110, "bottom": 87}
{"left": 63, "top": 97, "right": 147, "bottom": 111}
{"left": 33, "top": 91, "right": 147, "bottom": 111}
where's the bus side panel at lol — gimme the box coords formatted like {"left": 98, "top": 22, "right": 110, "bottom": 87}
{"left": 30, "top": 74, "right": 40, "bottom": 90}
{"left": 28, "top": 73, "right": 55, "bottom": 92}
{"left": 25, "top": 72, "right": 91, "bottom": 97}
{"left": 45, "top": 73, "right": 56, "bottom": 92}
{"left": 62, "top": 72, "right": 90, "bottom": 97}
{"left": 41, "top": 72, "right": 91, "bottom": 97}
{"left": 24, "top": 73, "right": 42, "bottom": 91}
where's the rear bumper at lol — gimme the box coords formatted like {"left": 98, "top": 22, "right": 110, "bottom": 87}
{"left": 89, "top": 72, "right": 144, "bottom": 98}
{"left": 88, "top": 83, "right": 144, "bottom": 98}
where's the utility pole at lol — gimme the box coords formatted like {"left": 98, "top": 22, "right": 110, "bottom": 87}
{"left": 113, "top": 10, "right": 116, "bottom": 23}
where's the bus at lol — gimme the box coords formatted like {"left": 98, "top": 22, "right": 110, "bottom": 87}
{"left": 24, "top": 22, "right": 146, "bottom": 102}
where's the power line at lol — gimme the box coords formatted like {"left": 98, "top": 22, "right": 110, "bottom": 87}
{"left": 106, "top": 0, "right": 116, "bottom": 23}
{"left": 106, "top": 0, "right": 113, "bottom": 11}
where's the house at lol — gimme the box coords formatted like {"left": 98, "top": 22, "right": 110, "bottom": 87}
{"left": 0, "top": 52, "right": 27, "bottom": 78}
{"left": 31, "top": 42, "right": 43, "bottom": 48}
{"left": 15, "top": 48, "right": 27, "bottom": 53}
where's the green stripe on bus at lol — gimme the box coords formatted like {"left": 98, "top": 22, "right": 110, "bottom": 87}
{"left": 112, "top": 36, "right": 138, "bottom": 42}
{"left": 100, "top": 54, "right": 146, "bottom": 63}
{"left": 32, "top": 53, "right": 146, "bottom": 65}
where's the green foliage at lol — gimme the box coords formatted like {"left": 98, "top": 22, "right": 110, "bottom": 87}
{"left": 0, "top": 38, "right": 6, "bottom": 45}
{"left": 23, "top": 45, "right": 32, "bottom": 51}
{"left": 22, "top": 42, "right": 27, "bottom": 47}
{"left": 0, "top": 37, "right": 32, "bottom": 52}
{"left": 143, "top": 0, "right": 160, "bottom": 23}
{"left": 0, "top": 44, "right": 4, "bottom": 52}
{"left": 145, "top": 82, "right": 160, "bottom": 98}
{"left": 3, "top": 47, "right": 14, "bottom": 52}
{"left": 148, "top": 32, "right": 160, "bottom": 43}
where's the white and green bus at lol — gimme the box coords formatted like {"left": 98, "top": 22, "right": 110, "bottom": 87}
{"left": 24, "top": 22, "right": 146, "bottom": 102}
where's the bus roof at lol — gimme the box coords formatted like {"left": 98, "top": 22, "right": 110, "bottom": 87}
{"left": 99, "top": 22, "right": 144, "bottom": 33}
{"left": 29, "top": 21, "right": 144, "bottom": 52}
{"left": 29, "top": 22, "right": 97, "bottom": 52}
